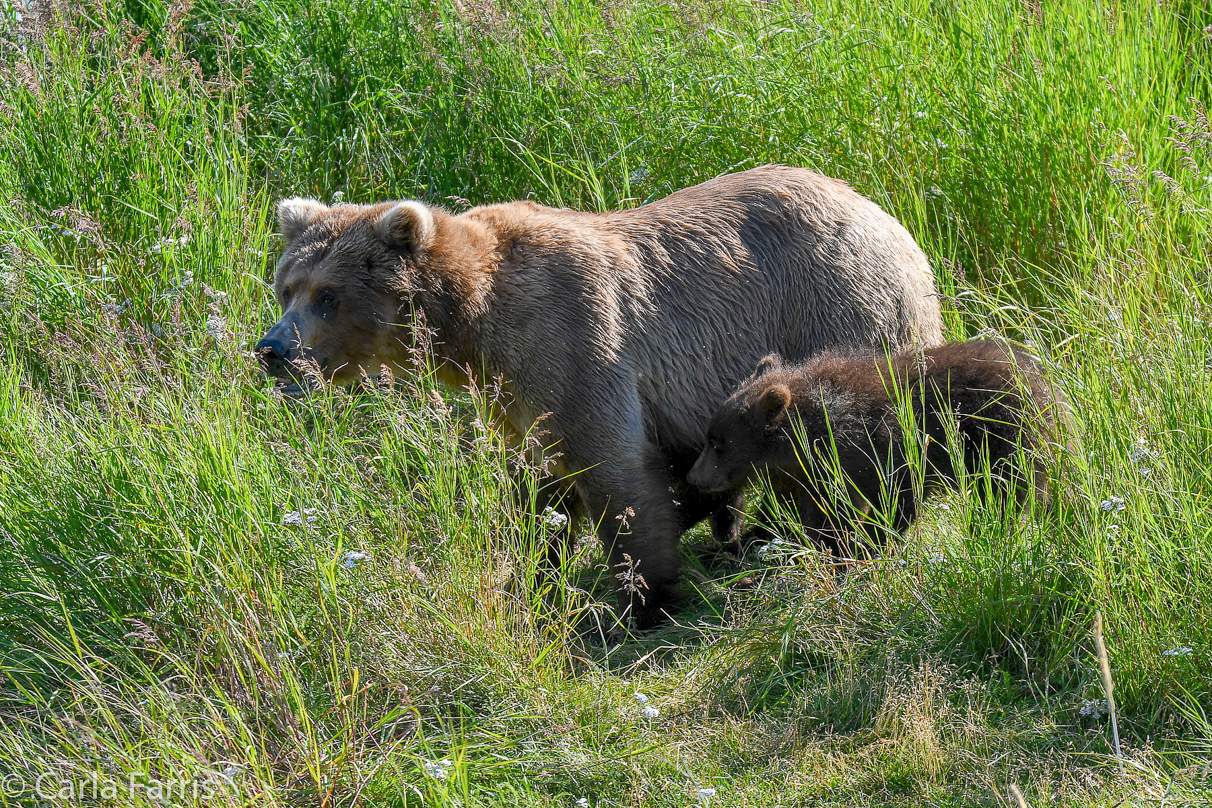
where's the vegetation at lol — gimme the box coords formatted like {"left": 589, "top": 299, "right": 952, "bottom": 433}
{"left": 1, "top": 0, "right": 1211, "bottom": 804}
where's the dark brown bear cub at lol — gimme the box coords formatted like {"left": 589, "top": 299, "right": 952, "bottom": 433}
{"left": 687, "top": 340, "right": 1055, "bottom": 557}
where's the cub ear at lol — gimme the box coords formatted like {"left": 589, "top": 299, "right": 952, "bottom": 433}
{"left": 759, "top": 384, "right": 791, "bottom": 426}
{"left": 374, "top": 201, "right": 436, "bottom": 253}
{"left": 278, "top": 197, "right": 328, "bottom": 244}
{"left": 753, "top": 353, "right": 782, "bottom": 378}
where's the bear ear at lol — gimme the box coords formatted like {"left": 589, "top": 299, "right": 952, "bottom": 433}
{"left": 278, "top": 197, "right": 328, "bottom": 244}
{"left": 374, "top": 201, "right": 436, "bottom": 253}
{"left": 753, "top": 353, "right": 782, "bottom": 378}
{"left": 759, "top": 384, "right": 791, "bottom": 426}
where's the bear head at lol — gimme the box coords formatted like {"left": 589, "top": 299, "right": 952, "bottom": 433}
{"left": 687, "top": 355, "right": 793, "bottom": 494}
{"left": 255, "top": 197, "right": 443, "bottom": 392}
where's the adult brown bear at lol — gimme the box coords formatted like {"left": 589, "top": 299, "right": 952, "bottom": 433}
{"left": 255, "top": 165, "right": 942, "bottom": 626}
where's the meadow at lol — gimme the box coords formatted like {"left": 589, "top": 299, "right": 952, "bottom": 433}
{"left": 1, "top": 0, "right": 1211, "bottom": 804}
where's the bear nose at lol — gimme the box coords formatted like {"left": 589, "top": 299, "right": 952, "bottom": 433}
{"left": 255, "top": 334, "right": 292, "bottom": 362}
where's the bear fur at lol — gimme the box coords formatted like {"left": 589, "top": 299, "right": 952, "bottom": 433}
{"left": 686, "top": 340, "right": 1056, "bottom": 558}
{"left": 256, "top": 165, "right": 943, "bottom": 625}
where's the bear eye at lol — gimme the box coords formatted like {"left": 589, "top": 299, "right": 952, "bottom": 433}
{"left": 315, "top": 290, "right": 339, "bottom": 319}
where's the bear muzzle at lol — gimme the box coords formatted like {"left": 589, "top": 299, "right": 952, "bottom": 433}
{"left": 255, "top": 317, "right": 310, "bottom": 386}
{"left": 687, "top": 452, "right": 733, "bottom": 494}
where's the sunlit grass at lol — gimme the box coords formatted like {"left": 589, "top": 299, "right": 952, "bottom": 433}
{"left": 1, "top": 0, "right": 1211, "bottom": 805}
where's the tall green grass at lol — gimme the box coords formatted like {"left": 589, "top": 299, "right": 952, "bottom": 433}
{"left": 1, "top": 0, "right": 1211, "bottom": 805}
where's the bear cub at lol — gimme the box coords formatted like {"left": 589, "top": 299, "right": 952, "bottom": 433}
{"left": 687, "top": 340, "right": 1056, "bottom": 557}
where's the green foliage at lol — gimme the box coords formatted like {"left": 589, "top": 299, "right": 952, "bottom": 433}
{"left": 1, "top": 0, "right": 1211, "bottom": 805}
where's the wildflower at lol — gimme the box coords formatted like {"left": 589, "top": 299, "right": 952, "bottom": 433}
{"left": 341, "top": 551, "right": 368, "bottom": 569}
{"left": 1099, "top": 496, "right": 1126, "bottom": 513}
{"left": 614, "top": 553, "right": 648, "bottom": 605}
{"left": 915, "top": 110, "right": 928, "bottom": 119}
{"left": 331, "top": 190, "right": 346, "bottom": 205}
{"left": 1079, "top": 699, "right": 1108, "bottom": 719}
{"left": 642, "top": 705, "right": 660, "bottom": 719}
{"left": 924, "top": 186, "right": 943, "bottom": 201}
{"left": 423, "top": 758, "right": 453, "bottom": 780}
{"left": 206, "top": 315, "right": 228, "bottom": 337}
{"left": 633, "top": 692, "right": 649, "bottom": 704}
{"left": 150, "top": 235, "right": 190, "bottom": 255}
{"left": 575, "top": 799, "right": 589, "bottom": 808}
{"left": 697, "top": 787, "right": 717, "bottom": 800}
{"left": 1163, "top": 646, "right": 1194, "bottom": 657}
{"left": 282, "top": 508, "right": 318, "bottom": 527}
{"left": 936, "top": 138, "right": 948, "bottom": 150}
{"left": 1129, "top": 439, "right": 1150, "bottom": 463}
{"left": 103, "top": 298, "right": 132, "bottom": 317}
{"left": 219, "top": 765, "right": 240, "bottom": 783}
{"left": 752, "top": 537, "right": 788, "bottom": 562}
{"left": 628, "top": 167, "right": 651, "bottom": 185}
{"left": 1129, "top": 438, "right": 1155, "bottom": 475}
{"left": 542, "top": 506, "right": 569, "bottom": 530}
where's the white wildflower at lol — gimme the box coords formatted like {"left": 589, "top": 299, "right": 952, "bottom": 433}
{"left": 104, "top": 298, "right": 132, "bottom": 317}
{"left": 633, "top": 692, "right": 649, "bottom": 704}
{"left": 331, "top": 190, "right": 346, "bottom": 205}
{"left": 1129, "top": 438, "right": 1153, "bottom": 462}
{"left": 282, "top": 508, "right": 318, "bottom": 527}
{"left": 575, "top": 799, "right": 589, "bottom": 808}
{"left": 1129, "top": 438, "right": 1156, "bottom": 475}
{"left": 924, "top": 186, "right": 943, "bottom": 201}
{"left": 1163, "top": 646, "right": 1194, "bottom": 657}
{"left": 341, "top": 551, "right": 368, "bottom": 569}
{"left": 151, "top": 235, "right": 190, "bottom": 255}
{"left": 423, "top": 758, "right": 453, "bottom": 780}
{"left": 642, "top": 705, "right": 660, "bottom": 719}
{"left": 1079, "top": 699, "right": 1108, "bottom": 719}
{"left": 542, "top": 507, "right": 569, "bottom": 530}
{"left": 697, "top": 787, "right": 717, "bottom": 800}
{"left": 936, "top": 138, "right": 948, "bottom": 150}
{"left": 206, "top": 315, "right": 228, "bottom": 337}
{"left": 1099, "top": 496, "right": 1126, "bottom": 513}
{"left": 628, "top": 167, "right": 651, "bottom": 185}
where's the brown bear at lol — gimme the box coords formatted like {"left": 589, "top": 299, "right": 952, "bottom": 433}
{"left": 255, "top": 165, "right": 943, "bottom": 626}
{"left": 686, "top": 340, "right": 1056, "bottom": 558}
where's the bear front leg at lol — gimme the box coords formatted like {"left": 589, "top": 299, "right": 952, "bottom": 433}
{"left": 573, "top": 460, "right": 686, "bottom": 629}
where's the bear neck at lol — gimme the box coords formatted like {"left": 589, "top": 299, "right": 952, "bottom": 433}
{"left": 402, "top": 212, "right": 495, "bottom": 379}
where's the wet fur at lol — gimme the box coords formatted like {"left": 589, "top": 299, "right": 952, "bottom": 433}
{"left": 259, "top": 166, "right": 943, "bottom": 626}
{"left": 688, "top": 340, "right": 1057, "bottom": 558}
